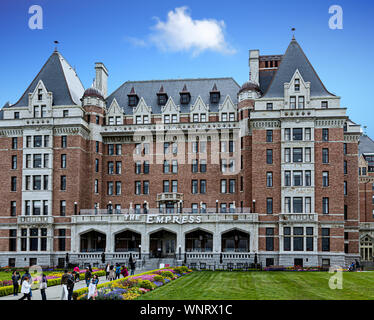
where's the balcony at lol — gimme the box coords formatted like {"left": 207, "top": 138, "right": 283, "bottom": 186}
{"left": 17, "top": 215, "right": 54, "bottom": 225}
{"left": 279, "top": 213, "right": 317, "bottom": 223}
{"left": 157, "top": 192, "right": 184, "bottom": 202}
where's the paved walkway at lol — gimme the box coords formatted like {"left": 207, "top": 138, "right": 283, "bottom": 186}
{"left": 0, "top": 269, "right": 145, "bottom": 300}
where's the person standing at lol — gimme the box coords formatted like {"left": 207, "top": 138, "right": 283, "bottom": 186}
{"left": 40, "top": 273, "right": 48, "bottom": 300}
{"left": 120, "top": 265, "right": 128, "bottom": 278}
{"left": 130, "top": 259, "right": 136, "bottom": 276}
{"left": 115, "top": 264, "right": 121, "bottom": 280}
{"left": 105, "top": 263, "right": 110, "bottom": 280}
{"left": 67, "top": 271, "right": 75, "bottom": 301}
{"left": 73, "top": 266, "right": 80, "bottom": 282}
{"left": 60, "top": 269, "right": 69, "bottom": 300}
{"left": 18, "top": 276, "right": 32, "bottom": 300}
{"left": 12, "top": 271, "right": 20, "bottom": 296}
{"left": 84, "top": 268, "right": 92, "bottom": 287}
{"left": 108, "top": 265, "right": 115, "bottom": 281}
{"left": 87, "top": 275, "right": 99, "bottom": 300}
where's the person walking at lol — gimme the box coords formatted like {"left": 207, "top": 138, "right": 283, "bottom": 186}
{"left": 60, "top": 269, "right": 69, "bottom": 300}
{"left": 105, "top": 263, "right": 110, "bottom": 280}
{"left": 108, "top": 265, "right": 115, "bottom": 281}
{"left": 87, "top": 275, "right": 99, "bottom": 300}
{"left": 130, "top": 259, "right": 136, "bottom": 276}
{"left": 115, "top": 264, "right": 121, "bottom": 280}
{"left": 18, "top": 276, "right": 32, "bottom": 300}
{"left": 84, "top": 268, "right": 92, "bottom": 287}
{"left": 73, "top": 266, "right": 80, "bottom": 282}
{"left": 12, "top": 271, "right": 20, "bottom": 296}
{"left": 40, "top": 273, "right": 48, "bottom": 300}
{"left": 67, "top": 271, "right": 75, "bottom": 301}
{"left": 120, "top": 265, "right": 128, "bottom": 278}
{"left": 355, "top": 259, "right": 361, "bottom": 271}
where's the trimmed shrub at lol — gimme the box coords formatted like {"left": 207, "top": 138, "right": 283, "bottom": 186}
{"left": 160, "top": 271, "right": 174, "bottom": 279}
{"left": 153, "top": 275, "right": 164, "bottom": 283}
{"left": 138, "top": 280, "right": 154, "bottom": 290}
{"left": 173, "top": 266, "right": 189, "bottom": 274}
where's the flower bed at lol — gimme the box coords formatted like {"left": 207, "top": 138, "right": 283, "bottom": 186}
{"left": 73, "top": 266, "right": 192, "bottom": 300}
{"left": 0, "top": 269, "right": 105, "bottom": 297}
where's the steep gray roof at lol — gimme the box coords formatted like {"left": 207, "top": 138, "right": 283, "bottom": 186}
{"left": 359, "top": 135, "right": 374, "bottom": 155}
{"left": 262, "top": 38, "right": 335, "bottom": 98}
{"left": 259, "top": 69, "right": 277, "bottom": 94}
{"left": 106, "top": 78, "right": 240, "bottom": 114}
{"left": 12, "top": 50, "right": 84, "bottom": 107}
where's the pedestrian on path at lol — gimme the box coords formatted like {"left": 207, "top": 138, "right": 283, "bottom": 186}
{"left": 115, "top": 264, "right": 121, "bottom": 280}
{"left": 121, "top": 265, "right": 128, "bottom": 278}
{"left": 67, "top": 271, "right": 75, "bottom": 301}
{"left": 84, "top": 268, "right": 92, "bottom": 287}
{"left": 73, "top": 266, "right": 80, "bottom": 282}
{"left": 40, "top": 273, "right": 48, "bottom": 300}
{"left": 105, "top": 263, "right": 110, "bottom": 280}
{"left": 18, "top": 276, "right": 32, "bottom": 300}
{"left": 108, "top": 265, "right": 115, "bottom": 281}
{"left": 130, "top": 259, "right": 136, "bottom": 276}
{"left": 60, "top": 269, "right": 69, "bottom": 300}
{"left": 11, "top": 271, "right": 20, "bottom": 296}
{"left": 87, "top": 275, "right": 99, "bottom": 300}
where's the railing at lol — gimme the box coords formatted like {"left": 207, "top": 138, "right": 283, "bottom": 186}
{"left": 79, "top": 208, "right": 253, "bottom": 215}
{"left": 17, "top": 215, "right": 54, "bottom": 224}
{"left": 279, "top": 213, "right": 317, "bottom": 222}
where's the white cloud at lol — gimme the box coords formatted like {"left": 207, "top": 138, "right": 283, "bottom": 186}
{"left": 124, "top": 36, "right": 147, "bottom": 48}
{"left": 126, "top": 7, "right": 235, "bottom": 56}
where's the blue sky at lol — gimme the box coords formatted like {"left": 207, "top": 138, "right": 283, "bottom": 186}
{"left": 0, "top": 0, "right": 373, "bottom": 137}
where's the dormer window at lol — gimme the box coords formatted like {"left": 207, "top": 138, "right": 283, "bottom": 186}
{"left": 38, "top": 89, "right": 42, "bottom": 101}
{"left": 290, "top": 96, "right": 296, "bottom": 109}
{"left": 210, "top": 83, "right": 220, "bottom": 104}
{"left": 321, "top": 101, "right": 328, "bottom": 109}
{"left": 298, "top": 96, "right": 305, "bottom": 109}
{"left": 157, "top": 85, "right": 168, "bottom": 106}
{"left": 128, "top": 87, "right": 139, "bottom": 107}
{"left": 294, "top": 79, "right": 300, "bottom": 91}
{"left": 180, "top": 84, "right": 191, "bottom": 104}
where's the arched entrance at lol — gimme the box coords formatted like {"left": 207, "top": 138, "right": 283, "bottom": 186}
{"left": 114, "top": 230, "right": 141, "bottom": 252}
{"left": 221, "top": 229, "right": 250, "bottom": 252}
{"left": 80, "top": 230, "right": 106, "bottom": 252}
{"left": 360, "top": 235, "right": 373, "bottom": 261}
{"left": 185, "top": 229, "right": 213, "bottom": 252}
{"left": 149, "top": 230, "right": 176, "bottom": 258}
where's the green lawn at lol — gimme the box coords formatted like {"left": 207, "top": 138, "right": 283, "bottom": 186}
{"left": 137, "top": 271, "right": 374, "bottom": 300}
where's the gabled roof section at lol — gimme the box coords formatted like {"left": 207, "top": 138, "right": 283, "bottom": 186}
{"left": 262, "top": 38, "right": 335, "bottom": 98}
{"left": 12, "top": 50, "right": 85, "bottom": 107}
{"left": 359, "top": 135, "right": 374, "bottom": 155}
{"left": 106, "top": 78, "right": 240, "bottom": 115}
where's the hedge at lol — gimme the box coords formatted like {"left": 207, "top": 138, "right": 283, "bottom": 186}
{"left": 0, "top": 270, "right": 105, "bottom": 297}
{"left": 72, "top": 268, "right": 165, "bottom": 299}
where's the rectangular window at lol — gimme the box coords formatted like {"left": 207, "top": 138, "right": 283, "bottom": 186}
{"left": 305, "top": 197, "right": 311, "bottom": 213}
{"left": 116, "top": 161, "right": 122, "bottom": 174}
{"left": 284, "top": 227, "right": 291, "bottom": 251}
{"left": 163, "top": 160, "right": 170, "bottom": 174}
{"left": 229, "top": 141, "right": 235, "bottom": 153}
{"left": 96, "top": 141, "right": 99, "bottom": 153}
{"left": 25, "top": 175, "right": 31, "bottom": 190}
{"left": 285, "top": 148, "right": 291, "bottom": 163}
{"left": 322, "top": 228, "right": 330, "bottom": 251}
{"left": 172, "top": 114, "right": 177, "bottom": 123}
{"left": 14, "top": 112, "right": 20, "bottom": 119}
{"left": 305, "top": 147, "right": 311, "bottom": 162}
{"left": 344, "top": 161, "right": 347, "bottom": 174}
{"left": 200, "top": 114, "right": 206, "bottom": 122}
{"left": 322, "top": 128, "right": 329, "bottom": 141}
{"left": 293, "top": 197, "right": 303, "bottom": 213}
{"left": 322, "top": 172, "right": 329, "bottom": 187}
{"left": 116, "top": 144, "right": 122, "bottom": 155}
{"left": 298, "top": 96, "right": 305, "bottom": 109}
{"left": 285, "top": 171, "right": 291, "bottom": 186}
{"left": 144, "top": 161, "right": 150, "bottom": 174}
{"left": 60, "top": 200, "right": 66, "bottom": 216}
{"left": 143, "top": 181, "right": 149, "bottom": 195}
{"left": 266, "top": 130, "right": 273, "bottom": 142}
{"left": 193, "top": 114, "right": 199, "bottom": 122}
{"left": 267, "top": 198, "right": 273, "bottom": 214}
{"left": 95, "top": 159, "right": 99, "bottom": 172}
{"left": 11, "top": 176, "right": 17, "bottom": 191}
{"left": 135, "top": 181, "right": 141, "bottom": 195}
{"left": 294, "top": 79, "right": 300, "bottom": 91}
{"left": 32, "top": 200, "right": 41, "bottom": 216}
{"left": 33, "top": 154, "right": 42, "bottom": 168}
{"left": 10, "top": 201, "right": 16, "bottom": 216}
{"left": 9, "top": 230, "right": 17, "bottom": 251}
{"left": 33, "top": 175, "right": 41, "bottom": 190}
{"left": 229, "top": 179, "right": 235, "bottom": 193}
{"left": 343, "top": 143, "right": 347, "bottom": 155}
{"left": 221, "top": 113, "right": 227, "bottom": 122}
{"left": 171, "top": 180, "right": 178, "bottom": 193}
{"left": 60, "top": 175, "right": 66, "bottom": 191}
{"left": 285, "top": 197, "right": 291, "bottom": 213}
{"left": 94, "top": 179, "right": 98, "bottom": 193}
{"left": 12, "top": 137, "right": 17, "bottom": 149}
{"left": 200, "top": 159, "right": 206, "bottom": 173}
{"left": 321, "top": 101, "right": 328, "bottom": 109}
{"left": 192, "top": 159, "right": 198, "bottom": 173}
{"left": 293, "top": 148, "right": 303, "bottom": 162}
{"left": 293, "top": 227, "right": 304, "bottom": 251}
{"left": 25, "top": 201, "right": 30, "bottom": 216}
{"left": 11, "top": 155, "right": 17, "bottom": 169}
{"left": 43, "top": 175, "right": 48, "bottom": 190}
{"left": 63, "top": 110, "right": 69, "bottom": 117}
{"left": 43, "top": 154, "right": 49, "bottom": 168}
{"left": 344, "top": 181, "right": 347, "bottom": 196}
{"left": 266, "top": 172, "right": 273, "bottom": 187}
{"left": 305, "top": 128, "right": 311, "bottom": 141}
{"left": 323, "top": 197, "right": 329, "bottom": 214}
{"left": 266, "top": 149, "right": 273, "bottom": 164}
{"left": 344, "top": 205, "right": 348, "bottom": 220}
{"left": 284, "top": 128, "right": 291, "bottom": 141}
{"left": 306, "top": 227, "right": 313, "bottom": 251}
{"left": 293, "top": 128, "right": 303, "bottom": 141}
{"left": 305, "top": 171, "right": 311, "bottom": 186}
{"left": 107, "top": 181, "right": 114, "bottom": 195}
{"left": 293, "top": 171, "right": 303, "bottom": 186}
{"left": 26, "top": 136, "right": 31, "bottom": 148}
{"left": 61, "top": 154, "right": 66, "bottom": 168}
{"left": 115, "top": 181, "right": 121, "bottom": 195}
{"left": 58, "top": 229, "right": 66, "bottom": 251}
{"left": 266, "top": 103, "right": 273, "bottom": 110}
{"left": 171, "top": 160, "right": 178, "bottom": 173}
{"left": 322, "top": 148, "right": 329, "bottom": 164}
{"left": 192, "top": 180, "right": 198, "bottom": 194}
{"left": 200, "top": 180, "right": 207, "bottom": 194}
{"left": 266, "top": 228, "right": 274, "bottom": 251}
{"left": 164, "top": 142, "right": 170, "bottom": 154}
{"left": 163, "top": 180, "right": 169, "bottom": 193}
{"left": 61, "top": 136, "right": 67, "bottom": 148}
{"left": 221, "top": 180, "right": 227, "bottom": 193}
{"left": 290, "top": 96, "right": 296, "bottom": 109}
{"left": 229, "top": 113, "right": 235, "bottom": 121}
{"left": 108, "top": 144, "right": 114, "bottom": 155}
{"left": 34, "top": 135, "right": 42, "bottom": 148}
{"left": 135, "top": 161, "right": 141, "bottom": 174}
{"left": 29, "top": 228, "right": 38, "bottom": 251}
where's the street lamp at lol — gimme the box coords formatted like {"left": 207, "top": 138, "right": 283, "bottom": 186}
{"left": 216, "top": 200, "right": 219, "bottom": 213}
{"left": 252, "top": 200, "right": 256, "bottom": 213}
{"left": 138, "top": 244, "right": 142, "bottom": 260}
{"left": 74, "top": 202, "right": 77, "bottom": 215}
{"left": 178, "top": 244, "right": 181, "bottom": 261}
{"left": 108, "top": 201, "right": 112, "bottom": 214}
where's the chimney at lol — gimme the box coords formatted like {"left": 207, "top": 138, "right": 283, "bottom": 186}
{"left": 95, "top": 62, "right": 108, "bottom": 98}
{"left": 249, "top": 50, "right": 259, "bottom": 85}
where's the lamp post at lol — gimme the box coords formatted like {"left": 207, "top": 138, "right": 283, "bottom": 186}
{"left": 252, "top": 199, "right": 256, "bottom": 213}
{"left": 178, "top": 244, "right": 181, "bottom": 261}
{"left": 138, "top": 245, "right": 141, "bottom": 260}
{"left": 216, "top": 199, "right": 219, "bottom": 213}
{"left": 108, "top": 201, "right": 112, "bottom": 214}
{"left": 74, "top": 201, "right": 77, "bottom": 215}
